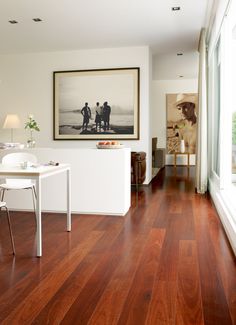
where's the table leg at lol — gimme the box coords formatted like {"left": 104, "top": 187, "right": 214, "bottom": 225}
{"left": 67, "top": 168, "right": 71, "bottom": 232}
{"left": 36, "top": 177, "right": 42, "bottom": 257}
{"left": 174, "top": 154, "right": 177, "bottom": 168}
{"left": 187, "top": 153, "right": 190, "bottom": 168}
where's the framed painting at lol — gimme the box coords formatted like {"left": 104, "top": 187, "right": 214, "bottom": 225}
{"left": 53, "top": 67, "right": 140, "bottom": 140}
{"left": 166, "top": 93, "right": 198, "bottom": 154}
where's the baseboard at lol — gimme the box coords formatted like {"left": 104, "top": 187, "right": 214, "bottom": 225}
{"left": 209, "top": 179, "right": 236, "bottom": 256}
{"left": 7, "top": 208, "right": 128, "bottom": 217}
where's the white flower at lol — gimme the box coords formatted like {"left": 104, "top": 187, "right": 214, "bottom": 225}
{"left": 25, "top": 115, "right": 40, "bottom": 132}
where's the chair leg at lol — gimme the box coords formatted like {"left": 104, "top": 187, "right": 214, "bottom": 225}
{"left": 1, "top": 189, "right": 6, "bottom": 201}
{"left": 33, "top": 185, "right": 37, "bottom": 200}
{"left": 31, "top": 187, "right": 37, "bottom": 223}
{"left": 1, "top": 206, "right": 15, "bottom": 255}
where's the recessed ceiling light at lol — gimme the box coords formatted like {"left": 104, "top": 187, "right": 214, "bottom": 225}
{"left": 8, "top": 20, "right": 18, "bottom": 24}
{"left": 32, "top": 18, "right": 42, "bottom": 22}
{"left": 172, "top": 7, "right": 180, "bottom": 11}
{"left": 177, "top": 53, "right": 183, "bottom": 56}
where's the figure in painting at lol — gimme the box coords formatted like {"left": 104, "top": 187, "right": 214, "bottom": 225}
{"left": 175, "top": 94, "right": 197, "bottom": 153}
{"left": 95, "top": 102, "right": 103, "bottom": 132}
{"left": 166, "top": 93, "right": 198, "bottom": 154}
{"left": 81, "top": 102, "right": 91, "bottom": 130}
{"left": 103, "top": 101, "right": 111, "bottom": 131}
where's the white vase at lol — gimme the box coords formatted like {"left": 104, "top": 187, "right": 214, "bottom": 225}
{"left": 180, "top": 139, "right": 185, "bottom": 153}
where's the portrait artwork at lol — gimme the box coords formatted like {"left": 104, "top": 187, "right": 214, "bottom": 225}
{"left": 166, "top": 93, "right": 198, "bottom": 154}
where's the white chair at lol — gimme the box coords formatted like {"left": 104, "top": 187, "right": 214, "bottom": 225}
{"left": 0, "top": 153, "right": 37, "bottom": 219}
{"left": 0, "top": 201, "right": 15, "bottom": 254}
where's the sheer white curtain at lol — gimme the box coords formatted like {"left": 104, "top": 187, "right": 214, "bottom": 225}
{"left": 196, "top": 28, "right": 208, "bottom": 193}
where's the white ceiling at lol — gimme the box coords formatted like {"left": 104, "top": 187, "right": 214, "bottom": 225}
{"left": 0, "top": 0, "right": 211, "bottom": 54}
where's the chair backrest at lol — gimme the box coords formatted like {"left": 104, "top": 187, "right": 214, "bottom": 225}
{"left": 2, "top": 152, "right": 37, "bottom": 165}
{"left": 2, "top": 152, "right": 37, "bottom": 187}
{"left": 131, "top": 151, "right": 146, "bottom": 184}
{"left": 152, "top": 137, "right": 158, "bottom": 152}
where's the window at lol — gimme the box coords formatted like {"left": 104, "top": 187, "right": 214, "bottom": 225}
{"left": 232, "top": 25, "right": 236, "bottom": 178}
{"left": 213, "top": 39, "right": 221, "bottom": 176}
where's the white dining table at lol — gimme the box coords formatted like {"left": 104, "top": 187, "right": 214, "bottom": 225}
{"left": 0, "top": 163, "right": 71, "bottom": 257}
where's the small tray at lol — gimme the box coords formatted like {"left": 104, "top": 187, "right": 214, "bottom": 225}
{"left": 96, "top": 144, "right": 124, "bottom": 149}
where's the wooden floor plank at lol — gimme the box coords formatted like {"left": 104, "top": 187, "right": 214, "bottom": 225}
{"left": 193, "top": 196, "right": 233, "bottom": 325}
{"left": 145, "top": 215, "right": 180, "bottom": 324}
{"left": 155, "top": 215, "right": 180, "bottom": 282}
{"left": 88, "top": 233, "right": 148, "bottom": 325}
{"left": 145, "top": 280, "right": 177, "bottom": 325}
{"left": 169, "top": 193, "right": 183, "bottom": 214}
{"left": 175, "top": 240, "right": 204, "bottom": 325}
{"left": 117, "top": 228, "right": 165, "bottom": 325}
{"left": 207, "top": 203, "right": 236, "bottom": 324}
{"left": 152, "top": 195, "right": 172, "bottom": 228}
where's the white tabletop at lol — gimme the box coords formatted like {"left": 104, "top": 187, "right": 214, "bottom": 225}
{"left": 0, "top": 163, "right": 70, "bottom": 177}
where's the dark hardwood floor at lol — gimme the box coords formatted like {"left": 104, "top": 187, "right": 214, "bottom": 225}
{"left": 0, "top": 166, "right": 235, "bottom": 324}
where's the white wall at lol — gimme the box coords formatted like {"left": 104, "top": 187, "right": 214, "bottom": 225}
{"left": 152, "top": 79, "right": 198, "bottom": 165}
{"left": 153, "top": 52, "right": 199, "bottom": 80}
{"left": 0, "top": 46, "right": 152, "bottom": 183}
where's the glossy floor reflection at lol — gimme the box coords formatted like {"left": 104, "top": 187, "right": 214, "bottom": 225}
{"left": 0, "top": 166, "right": 235, "bottom": 324}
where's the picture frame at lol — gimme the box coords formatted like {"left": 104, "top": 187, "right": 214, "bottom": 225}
{"left": 53, "top": 67, "right": 140, "bottom": 140}
{"left": 166, "top": 93, "right": 198, "bottom": 154}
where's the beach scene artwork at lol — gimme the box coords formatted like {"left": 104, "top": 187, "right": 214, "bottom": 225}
{"left": 54, "top": 68, "right": 139, "bottom": 140}
{"left": 166, "top": 93, "right": 198, "bottom": 154}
